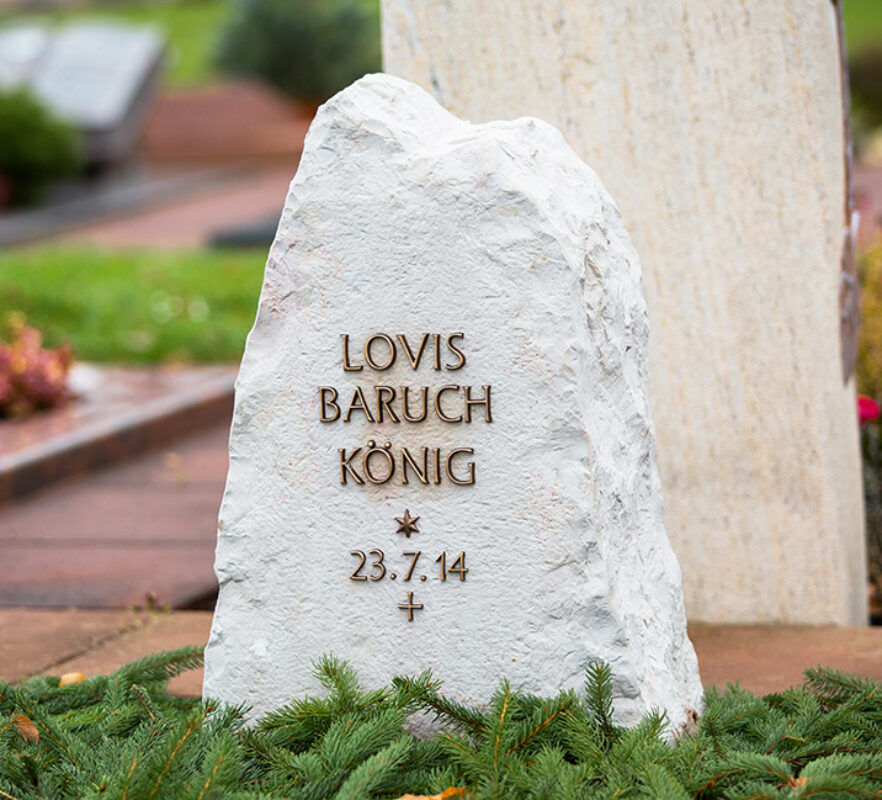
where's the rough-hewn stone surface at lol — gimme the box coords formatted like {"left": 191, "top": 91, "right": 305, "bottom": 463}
{"left": 203, "top": 75, "right": 702, "bottom": 728}
{"left": 382, "top": 0, "right": 866, "bottom": 625}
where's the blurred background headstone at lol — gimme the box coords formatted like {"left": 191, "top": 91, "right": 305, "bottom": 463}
{"left": 383, "top": 0, "right": 865, "bottom": 625}
{"left": 0, "top": 22, "right": 166, "bottom": 167}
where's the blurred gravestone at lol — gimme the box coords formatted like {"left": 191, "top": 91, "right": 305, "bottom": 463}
{"left": 383, "top": 0, "right": 866, "bottom": 625}
{"left": 0, "top": 22, "right": 165, "bottom": 166}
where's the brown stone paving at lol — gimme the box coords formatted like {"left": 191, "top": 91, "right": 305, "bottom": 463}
{"left": 61, "top": 166, "right": 296, "bottom": 249}
{"left": 3, "top": 610, "right": 882, "bottom": 701}
{"left": 0, "top": 608, "right": 209, "bottom": 696}
{"left": 689, "top": 624, "right": 882, "bottom": 692}
{"left": 142, "top": 82, "right": 315, "bottom": 165}
{"left": 0, "top": 424, "right": 228, "bottom": 608}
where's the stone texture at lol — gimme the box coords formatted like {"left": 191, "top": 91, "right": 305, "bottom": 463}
{"left": 203, "top": 74, "right": 701, "bottom": 729}
{"left": 382, "top": 0, "right": 865, "bottom": 625}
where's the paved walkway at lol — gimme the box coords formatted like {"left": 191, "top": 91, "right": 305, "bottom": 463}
{"left": 0, "top": 424, "right": 228, "bottom": 608}
{"left": 60, "top": 165, "right": 295, "bottom": 249}
{"left": 3, "top": 609, "right": 881, "bottom": 699}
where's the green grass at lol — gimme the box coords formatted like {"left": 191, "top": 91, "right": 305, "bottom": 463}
{"left": 0, "top": 246, "right": 265, "bottom": 364}
{"left": 845, "top": 0, "right": 882, "bottom": 57}
{"left": 0, "top": 0, "right": 231, "bottom": 88}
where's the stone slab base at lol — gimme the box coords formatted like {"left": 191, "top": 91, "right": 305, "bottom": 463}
{"left": 0, "top": 365, "right": 235, "bottom": 503}
{"left": 2, "top": 610, "right": 879, "bottom": 700}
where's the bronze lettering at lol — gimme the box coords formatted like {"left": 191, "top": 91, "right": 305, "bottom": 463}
{"left": 432, "top": 447, "right": 442, "bottom": 485}
{"left": 397, "top": 333, "right": 429, "bottom": 370}
{"left": 464, "top": 385, "right": 493, "bottom": 423}
{"left": 401, "top": 446, "right": 429, "bottom": 485}
{"left": 339, "top": 449, "right": 364, "bottom": 484}
{"left": 319, "top": 386, "right": 340, "bottom": 422}
{"left": 365, "top": 333, "right": 396, "bottom": 370}
{"left": 341, "top": 334, "right": 363, "bottom": 371}
{"left": 434, "top": 385, "right": 463, "bottom": 423}
{"left": 363, "top": 440, "right": 395, "bottom": 484}
{"left": 375, "top": 385, "right": 400, "bottom": 423}
{"left": 344, "top": 387, "right": 375, "bottom": 422}
{"left": 401, "top": 386, "right": 428, "bottom": 422}
{"left": 432, "top": 333, "right": 441, "bottom": 370}
{"left": 445, "top": 333, "right": 466, "bottom": 370}
{"left": 446, "top": 447, "right": 476, "bottom": 485}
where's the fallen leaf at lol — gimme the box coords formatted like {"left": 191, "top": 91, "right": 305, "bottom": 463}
{"left": 14, "top": 714, "right": 38, "bottom": 742}
{"left": 394, "top": 789, "right": 468, "bottom": 800}
{"left": 59, "top": 672, "right": 87, "bottom": 686}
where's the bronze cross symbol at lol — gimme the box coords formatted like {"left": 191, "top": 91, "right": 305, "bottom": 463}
{"left": 398, "top": 592, "right": 424, "bottom": 621}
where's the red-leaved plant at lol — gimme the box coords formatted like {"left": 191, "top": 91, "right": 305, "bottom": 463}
{"left": 0, "top": 322, "right": 72, "bottom": 417}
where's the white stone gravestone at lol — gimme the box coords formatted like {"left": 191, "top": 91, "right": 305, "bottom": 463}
{"left": 203, "top": 74, "right": 702, "bottom": 730}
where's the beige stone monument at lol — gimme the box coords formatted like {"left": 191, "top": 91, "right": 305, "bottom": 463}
{"left": 382, "top": 0, "right": 866, "bottom": 624}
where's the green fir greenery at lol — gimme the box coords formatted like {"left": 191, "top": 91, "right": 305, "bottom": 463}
{"left": 2, "top": 649, "right": 882, "bottom": 799}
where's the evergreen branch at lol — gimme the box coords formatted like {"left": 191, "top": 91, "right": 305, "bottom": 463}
{"left": 3, "top": 653, "right": 882, "bottom": 799}
{"left": 414, "top": 690, "right": 487, "bottom": 735}
{"left": 131, "top": 684, "right": 158, "bottom": 721}
{"left": 492, "top": 683, "right": 511, "bottom": 769}
{"left": 585, "top": 661, "right": 615, "bottom": 740}
{"left": 17, "top": 696, "right": 80, "bottom": 768}
{"left": 332, "top": 735, "right": 413, "bottom": 800}
{"left": 194, "top": 755, "right": 225, "bottom": 800}
{"left": 147, "top": 710, "right": 207, "bottom": 799}
{"left": 505, "top": 693, "right": 577, "bottom": 756}
{"left": 120, "top": 755, "right": 137, "bottom": 800}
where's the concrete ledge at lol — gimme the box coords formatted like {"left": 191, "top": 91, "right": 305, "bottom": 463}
{"left": 2, "top": 610, "right": 881, "bottom": 700}
{"left": 0, "top": 367, "right": 235, "bottom": 503}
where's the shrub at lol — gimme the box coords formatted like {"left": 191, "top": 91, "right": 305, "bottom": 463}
{"left": 0, "top": 89, "right": 80, "bottom": 207}
{"left": 851, "top": 53, "right": 882, "bottom": 139}
{"left": 0, "top": 317, "right": 72, "bottom": 417}
{"left": 215, "top": 0, "right": 381, "bottom": 101}
{"left": 858, "top": 239, "right": 882, "bottom": 400}
{"left": 857, "top": 239, "right": 882, "bottom": 604}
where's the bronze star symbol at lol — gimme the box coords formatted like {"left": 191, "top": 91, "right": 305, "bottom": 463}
{"left": 395, "top": 509, "right": 420, "bottom": 538}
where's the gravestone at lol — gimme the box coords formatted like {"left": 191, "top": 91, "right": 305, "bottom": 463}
{"left": 0, "top": 22, "right": 166, "bottom": 166}
{"left": 382, "top": 0, "right": 866, "bottom": 625}
{"left": 203, "top": 74, "right": 702, "bottom": 729}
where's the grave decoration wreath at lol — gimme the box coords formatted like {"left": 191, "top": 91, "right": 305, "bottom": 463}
{"left": 1, "top": 648, "right": 881, "bottom": 799}
{"left": 0, "top": 317, "right": 72, "bottom": 418}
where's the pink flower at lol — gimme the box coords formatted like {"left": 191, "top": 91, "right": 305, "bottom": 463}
{"left": 859, "top": 394, "right": 879, "bottom": 426}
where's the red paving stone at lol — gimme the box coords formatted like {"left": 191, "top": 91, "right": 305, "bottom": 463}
{"left": 689, "top": 624, "right": 882, "bottom": 692}
{"left": 0, "top": 424, "right": 229, "bottom": 608}
{"left": 61, "top": 166, "right": 296, "bottom": 248}
{"left": 143, "top": 82, "right": 314, "bottom": 164}
{"left": 3, "top": 610, "right": 881, "bottom": 700}
{"left": 0, "top": 608, "right": 145, "bottom": 682}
